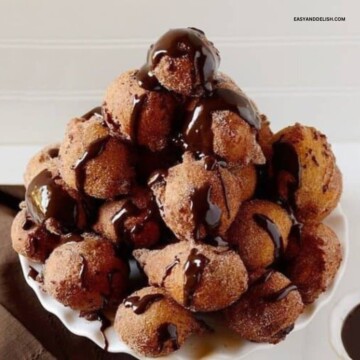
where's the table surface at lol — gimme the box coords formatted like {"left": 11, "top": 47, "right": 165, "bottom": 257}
{"left": 1, "top": 142, "right": 359, "bottom": 359}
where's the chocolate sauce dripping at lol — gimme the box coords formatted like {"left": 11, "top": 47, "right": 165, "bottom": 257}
{"left": 137, "top": 28, "right": 220, "bottom": 92}
{"left": 183, "top": 248, "right": 210, "bottom": 307}
{"left": 157, "top": 323, "right": 179, "bottom": 352}
{"left": 264, "top": 284, "right": 298, "bottom": 302}
{"left": 124, "top": 293, "right": 164, "bottom": 315}
{"left": 129, "top": 94, "right": 147, "bottom": 143}
{"left": 276, "top": 198, "right": 303, "bottom": 245}
{"left": 79, "top": 255, "right": 88, "bottom": 289}
{"left": 190, "top": 184, "right": 222, "bottom": 240}
{"left": 111, "top": 199, "right": 141, "bottom": 244}
{"left": 252, "top": 269, "right": 275, "bottom": 287}
{"left": 74, "top": 136, "right": 110, "bottom": 193}
{"left": 80, "top": 311, "right": 111, "bottom": 351}
{"left": 181, "top": 88, "right": 261, "bottom": 158}
{"left": 342, "top": 304, "right": 360, "bottom": 359}
{"left": 272, "top": 140, "right": 301, "bottom": 210}
{"left": 203, "top": 156, "right": 230, "bottom": 216}
{"left": 28, "top": 266, "right": 39, "bottom": 281}
{"left": 25, "top": 170, "right": 78, "bottom": 232}
{"left": 253, "top": 213, "right": 283, "bottom": 262}
{"left": 160, "top": 256, "right": 180, "bottom": 286}
{"left": 82, "top": 106, "right": 103, "bottom": 120}
{"left": 102, "top": 105, "right": 120, "bottom": 133}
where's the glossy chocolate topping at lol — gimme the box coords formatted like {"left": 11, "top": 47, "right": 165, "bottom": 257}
{"left": 265, "top": 284, "right": 298, "bottom": 302}
{"left": 160, "top": 256, "right": 180, "bottom": 286}
{"left": 183, "top": 248, "right": 210, "bottom": 307}
{"left": 74, "top": 135, "right": 110, "bottom": 193}
{"left": 253, "top": 213, "right": 283, "bottom": 262}
{"left": 26, "top": 170, "right": 78, "bottom": 232}
{"left": 124, "top": 293, "right": 164, "bottom": 315}
{"left": 190, "top": 184, "right": 221, "bottom": 240}
{"left": 137, "top": 27, "right": 220, "bottom": 92}
{"left": 181, "top": 88, "right": 260, "bottom": 158}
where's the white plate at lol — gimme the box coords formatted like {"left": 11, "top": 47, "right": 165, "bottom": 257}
{"left": 19, "top": 205, "right": 349, "bottom": 360}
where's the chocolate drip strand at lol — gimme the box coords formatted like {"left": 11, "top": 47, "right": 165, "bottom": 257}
{"left": 182, "top": 88, "right": 260, "bottom": 158}
{"left": 161, "top": 256, "right": 180, "bottom": 286}
{"left": 190, "top": 184, "right": 221, "bottom": 240}
{"left": 264, "top": 284, "right": 298, "bottom": 302}
{"left": 124, "top": 294, "right": 164, "bottom": 315}
{"left": 74, "top": 136, "right": 110, "bottom": 193}
{"left": 26, "top": 170, "right": 78, "bottom": 232}
{"left": 253, "top": 213, "right": 283, "bottom": 262}
{"left": 137, "top": 27, "right": 220, "bottom": 92}
{"left": 183, "top": 248, "right": 209, "bottom": 307}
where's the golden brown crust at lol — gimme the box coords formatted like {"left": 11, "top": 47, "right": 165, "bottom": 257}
{"left": 226, "top": 200, "right": 292, "bottom": 270}
{"left": 43, "top": 236, "right": 129, "bottom": 311}
{"left": 59, "top": 116, "right": 135, "bottom": 199}
{"left": 11, "top": 208, "right": 60, "bottom": 263}
{"left": 103, "top": 69, "right": 176, "bottom": 151}
{"left": 286, "top": 222, "right": 342, "bottom": 304}
{"left": 224, "top": 271, "right": 304, "bottom": 343}
{"left": 133, "top": 242, "right": 248, "bottom": 312}
{"left": 150, "top": 154, "right": 243, "bottom": 240}
{"left": 93, "top": 187, "right": 161, "bottom": 248}
{"left": 272, "top": 123, "right": 342, "bottom": 222}
{"left": 114, "top": 286, "right": 207, "bottom": 357}
{"left": 24, "top": 143, "right": 61, "bottom": 188}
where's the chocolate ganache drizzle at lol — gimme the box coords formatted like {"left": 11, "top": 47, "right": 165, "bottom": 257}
{"left": 111, "top": 196, "right": 160, "bottom": 246}
{"left": 181, "top": 88, "right": 261, "bottom": 158}
{"left": 137, "top": 27, "right": 220, "bottom": 92}
{"left": 253, "top": 213, "right": 284, "bottom": 262}
{"left": 73, "top": 135, "right": 110, "bottom": 193}
{"left": 190, "top": 184, "right": 221, "bottom": 240}
{"left": 26, "top": 169, "right": 78, "bottom": 232}
{"left": 272, "top": 139, "right": 301, "bottom": 209}
{"left": 124, "top": 293, "right": 164, "bottom": 315}
{"left": 183, "top": 248, "right": 210, "bottom": 307}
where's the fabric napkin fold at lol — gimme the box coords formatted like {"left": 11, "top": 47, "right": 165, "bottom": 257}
{"left": 0, "top": 186, "right": 135, "bottom": 360}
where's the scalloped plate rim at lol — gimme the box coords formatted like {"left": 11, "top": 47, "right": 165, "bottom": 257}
{"left": 19, "top": 204, "right": 349, "bottom": 360}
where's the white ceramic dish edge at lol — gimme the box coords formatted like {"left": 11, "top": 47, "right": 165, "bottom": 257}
{"left": 19, "top": 205, "right": 349, "bottom": 360}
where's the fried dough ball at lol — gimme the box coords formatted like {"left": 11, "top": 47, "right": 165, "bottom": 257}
{"left": 226, "top": 200, "right": 292, "bottom": 271}
{"left": 272, "top": 124, "right": 342, "bottom": 222}
{"left": 286, "top": 223, "right": 342, "bottom": 304}
{"left": 103, "top": 69, "right": 176, "bottom": 151}
{"left": 115, "top": 286, "right": 206, "bottom": 357}
{"left": 93, "top": 187, "right": 161, "bottom": 249}
{"left": 134, "top": 242, "right": 248, "bottom": 312}
{"left": 224, "top": 271, "right": 304, "bottom": 344}
{"left": 25, "top": 169, "right": 88, "bottom": 233}
{"left": 59, "top": 115, "right": 135, "bottom": 199}
{"left": 43, "top": 235, "right": 129, "bottom": 311}
{"left": 258, "top": 114, "right": 274, "bottom": 160}
{"left": 150, "top": 154, "right": 242, "bottom": 241}
{"left": 11, "top": 208, "right": 61, "bottom": 263}
{"left": 142, "top": 27, "right": 220, "bottom": 97}
{"left": 182, "top": 86, "right": 265, "bottom": 166}
{"left": 229, "top": 164, "right": 257, "bottom": 202}
{"left": 24, "top": 143, "right": 60, "bottom": 188}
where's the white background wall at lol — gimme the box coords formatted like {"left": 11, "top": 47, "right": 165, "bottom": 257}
{"left": 0, "top": 0, "right": 359, "bottom": 147}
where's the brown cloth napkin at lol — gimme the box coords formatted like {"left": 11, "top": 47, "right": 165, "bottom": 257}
{"left": 0, "top": 186, "right": 136, "bottom": 360}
